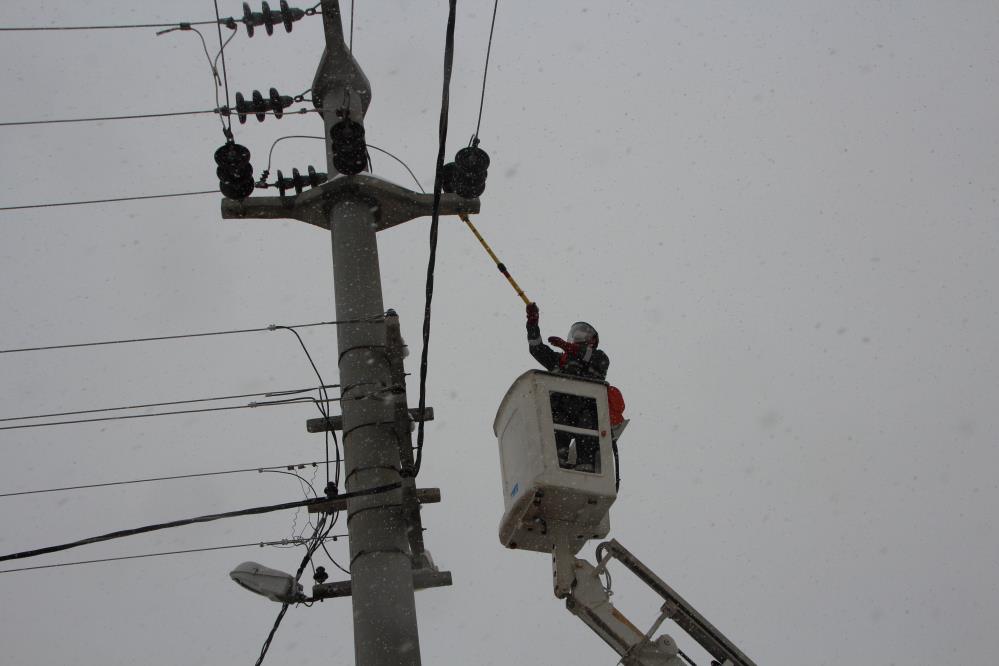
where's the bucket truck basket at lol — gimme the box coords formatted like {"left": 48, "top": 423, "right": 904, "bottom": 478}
{"left": 492, "top": 370, "right": 617, "bottom": 554}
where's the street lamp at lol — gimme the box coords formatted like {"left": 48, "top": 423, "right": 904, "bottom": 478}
{"left": 229, "top": 561, "right": 305, "bottom": 604}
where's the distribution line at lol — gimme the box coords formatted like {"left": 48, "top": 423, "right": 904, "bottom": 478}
{"left": 0, "top": 459, "right": 334, "bottom": 498}
{"left": 0, "top": 396, "right": 328, "bottom": 432}
{"left": 0, "top": 189, "right": 217, "bottom": 212}
{"left": 0, "top": 384, "right": 338, "bottom": 424}
{"left": 0, "top": 109, "right": 218, "bottom": 127}
{"left": 0, "top": 317, "right": 381, "bottom": 354}
{"left": 0, "top": 482, "right": 401, "bottom": 563}
{"left": 0, "top": 536, "right": 346, "bottom": 574}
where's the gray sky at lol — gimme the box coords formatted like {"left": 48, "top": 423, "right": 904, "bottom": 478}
{"left": 1, "top": 1, "right": 998, "bottom": 664}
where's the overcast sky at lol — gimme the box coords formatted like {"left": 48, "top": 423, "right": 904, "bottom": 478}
{"left": 1, "top": 1, "right": 997, "bottom": 665}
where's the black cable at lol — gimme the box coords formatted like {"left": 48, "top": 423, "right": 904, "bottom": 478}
{"left": 677, "top": 648, "right": 699, "bottom": 666}
{"left": 414, "top": 0, "right": 458, "bottom": 477}
{"left": 0, "top": 190, "right": 217, "bottom": 212}
{"left": 0, "top": 482, "right": 400, "bottom": 564}
{"left": 0, "top": 317, "right": 379, "bottom": 354}
{"left": 0, "top": 20, "right": 222, "bottom": 32}
{"left": 213, "top": 0, "right": 233, "bottom": 133}
{"left": 0, "top": 536, "right": 344, "bottom": 574}
{"left": 255, "top": 513, "right": 330, "bottom": 666}
{"left": 0, "top": 383, "right": 337, "bottom": 424}
{"left": 474, "top": 0, "right": 500, "bottom": 140}
{"left": 0, "top": 459, "right": 332, "bottom": 499}
{"left": 272, "top": 326, "right": 338, "bottom": 488}
{"left": 0, "top": 395, "right": 332, "bottom": 432}
{"left": 0, "top": 109, "right": 218, "bottom": 127}
{"left": 366, "top": 144, "right": 425, "bottom": 193}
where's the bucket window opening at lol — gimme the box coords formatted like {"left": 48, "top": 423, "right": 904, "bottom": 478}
{"left": 549, "top": 392, "right": 601, "bottom": 474}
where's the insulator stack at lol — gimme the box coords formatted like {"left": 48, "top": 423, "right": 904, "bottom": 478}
{"left": 234, "top": 88, "right": 293, "bottom": 123}
{"left": 446, "top": 145, "right": 489, "bottom": 199}
{"left": 241, "top": 1, "right": 305, "bottom": 37}
{"left": 329, "top": 118, "right": 367, "bottom": 176}
{"left": 275, "top": 166, "right": 326, "bottom": 197}
{"left": 215, "top": 142, "right": 255, "bottom": 200}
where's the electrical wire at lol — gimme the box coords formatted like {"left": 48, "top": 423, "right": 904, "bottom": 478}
{"left": 255, "top": 513, "right": 331, "bottom": 666}
{"left": 0, "top": 383, "right": 337, "bottom": 424}
{"left": 0, "top": 317, "right": 381, "bottom": 354}
{"left": 0, "top": 459, "right": 332, "bottom": 499}
{"left": 0, "top": 190, "right": 217, "bottom": 212}
{"left": 474, "top": 0, "right": 500, "bottom": 140}
{"left": 0, "top": 20, "right": 223, "bottom": 32}
{"left": 0, "top": 536, "right": 344, "bottom": 574}
{"left": 0, "top": 482, "right": 400, "bottom": 564}
{"left": 367, "top": 144, "right": 425, "bottom": 193}
{"left": 213, "top": 0, "right": 233, "bottom": 134}
{"left": 0, "top": 395, "right": 331, "bottom": 432}
{"left": 0, "top": 109, "right": 219, "bottom": 127}
{"left": 414, "top": 0, "right": 457, "bottom": 477}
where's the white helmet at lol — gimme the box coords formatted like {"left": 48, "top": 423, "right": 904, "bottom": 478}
{"left": 567, "top": 321, "right": 599, "bottom": 348}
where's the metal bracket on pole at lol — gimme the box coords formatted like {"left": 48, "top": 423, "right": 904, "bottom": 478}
{"left": 311, "top": 0, "right": 371, "bottom": 121}
{"left": 222, "top": 174, "right": 479, "bottom": 230}
{"left": 312, "top": 568, "right": 453, "bottom": 601}
{"left": 306, "top": 407, "right": 434, "bottom": 433}
{"left": 308, "top": 487, "right": 441, "bottom": 514}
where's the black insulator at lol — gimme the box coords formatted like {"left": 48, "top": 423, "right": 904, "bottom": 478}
{"left": 242, "top": 2, "right": 255, "bottom": 37}
{"left": 252, "top": 89, "right": 266, "bottom": 122}
{"left": 452, "top": 145, "right": 489, "bottom": 199}
{"left": 234, "top": 91, "right": 249, "bottom": 124}
{"left": 261, "top": 1, "right": 275, "bottom": 35}
{"left": 313, "top": 566, "right": 329, "bottom": 584}
{"left": 440, "top": 162, "right": 457, "bottom": 193}
{"left": 330, "top": 118, "right": 367, "bottom": 176}
{"left": 214, "top": 142, "right": 251, "bottom": 167}
{"left": 279, "top": 0, "right": 294, "bottom": 31}
{"left": 275, "top": 165, "right": 327, "bottom": 197}
{"left": 307, "top": 165, "right": 323, "bottom": 187}
{"left": 215, "top": 142, "right": 255, "bottom": 200}
{"left": 269, "top": 88, "right": 284, "bottom": 119}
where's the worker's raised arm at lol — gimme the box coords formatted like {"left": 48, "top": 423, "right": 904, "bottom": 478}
{"left": 526, "top": 302, "right": 561, "bottom": 371}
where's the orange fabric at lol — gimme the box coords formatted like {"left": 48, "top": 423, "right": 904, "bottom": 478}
{"left": 607, "top": 385, "right": 626, "bottom": 425}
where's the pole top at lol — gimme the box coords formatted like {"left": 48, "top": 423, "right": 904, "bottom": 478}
{"left": 312, "top": 0, "right": 371, "bottom": 121}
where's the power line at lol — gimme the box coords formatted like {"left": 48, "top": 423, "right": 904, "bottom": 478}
{"left": 367, "top": 144, "right": 425, "bottom": 193}
{"left": 0, "top": 536, "right": 345, "bottom": 574}
{"left": 0, "top": 383, "right": 337, "bottom": 424}
{"left": 414, "top": 0, "right": 458, "bottom": 477}
{"left": 0, "top": 20, "right": 223, "bottom": 32}
{"left": 0, "top": 189, "right": 216, "bottom": 212}
{"left": 0, "top": 109, "right": 218, "bottom": 127}
{"left": 0, "top": 459, "right": 334, "bottom": 499}
{"left": 0, "top": 317, "right": 381, "bottom": 354}
{"left": 0, "top": 482, "right": 400, "bottom": 564}
{"left": 474, "top": 0, "right": 500, "bottom": 140}
{"left": 0, "top": 396, "right": 329, "bottom": 432}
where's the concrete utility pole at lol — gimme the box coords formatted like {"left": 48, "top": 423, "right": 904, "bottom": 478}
{"left": 222, "top": 2, "right": 477, "bottom": 664}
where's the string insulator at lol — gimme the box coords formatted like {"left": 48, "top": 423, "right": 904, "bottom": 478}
{"left": 330, "top": 117, "right": 367, "bottom": 176}
{"left": 234, "top": 88, "right": 293, "bottom": 123}
{"left": 215, "top": 142, "right": 255, "bottom": 200}
{"left": 452, "top": 145, "right": 489, "bottom": 199}
{"left": 241, "top": 0, "right": 305, "bottom": 37}
{"left": 275, "top": 165, "right": 327, "bottom": 197}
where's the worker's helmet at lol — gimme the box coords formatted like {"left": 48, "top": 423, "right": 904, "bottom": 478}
{"left": 567, "top": 322, "right": 599, "bottom": 348}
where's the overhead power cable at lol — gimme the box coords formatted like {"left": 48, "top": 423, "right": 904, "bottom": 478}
{"left": 0, "top": 20, "right": 223, "bottom": 32}
{"left": 0, "top": 536, "right": 345, "bottom": 574}
{"left": 0, "top": 482, "right": 401, "bottom": 564}
{"left": 474, "top": 0, "right": 500, "bottom": 140}
{"left": 0, "top": 459, "right": 334, "bottom": 499}
{"left": 0, "top": 189, "right": 216, "bottom": 212}
{"left": 0, "top": 383, "right": 338, "bottom": 424}
{"left": 414, "top": 0, "right": 457, "bottom": 477}
{"left": 0, "top": 317, "right": 381, "bottom": 354}
{"left": 0, "top": 395, "right": 330, "bottom": 432}
{"left": 0, "top": 109, "right": 218, "bottom": 127}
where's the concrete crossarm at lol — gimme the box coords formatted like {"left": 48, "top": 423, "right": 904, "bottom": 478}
{"left": 220, "top": 174, "right": 480, "bottom": 231}
{"left": 313, "top": 0, "right": 371, "bottom": 121}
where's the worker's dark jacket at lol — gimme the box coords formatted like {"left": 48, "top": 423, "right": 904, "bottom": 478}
{"left": 527, "top": 322, "right": 609, "bottom": 381}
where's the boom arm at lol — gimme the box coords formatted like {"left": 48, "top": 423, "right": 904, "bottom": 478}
{"left": 554, "top": 539, "right": 757, "bottom": 666}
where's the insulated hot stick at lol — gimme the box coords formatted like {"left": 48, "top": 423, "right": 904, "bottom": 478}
{"left": 458, "top": 213, "right": 530, "bottom": 306}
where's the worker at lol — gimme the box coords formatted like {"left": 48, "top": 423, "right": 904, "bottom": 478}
{"left": 527, "top": 303, "right": 626, "bottom": 488}
{"left": 525, "top": 302, "right": 609, "bottom": 380}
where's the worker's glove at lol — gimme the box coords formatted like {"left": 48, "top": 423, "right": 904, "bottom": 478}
{"left": 548, "top": 336, "right": 581, "bottom": 357}
{"left": 526, "top": 302, "right": 540, "bottom": 325}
